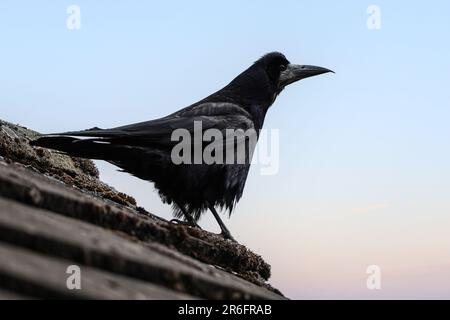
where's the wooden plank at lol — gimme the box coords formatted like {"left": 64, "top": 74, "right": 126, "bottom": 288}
{"left": 0, "top": 242, "right": 195, "bottom": 299}
{"left": 0, "top": 197, "right": 284, "bottom": 300}
{"left": 0, "top": 288, "right": 32, "bottom": 300}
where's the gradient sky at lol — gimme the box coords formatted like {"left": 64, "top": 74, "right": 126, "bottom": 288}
{"left": 1, "top": 0, "right": 450, "bottom": 299}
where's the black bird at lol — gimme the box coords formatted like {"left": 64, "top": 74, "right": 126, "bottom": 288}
{"left": 31, "top": 52, "right": 332, "bottom": 241}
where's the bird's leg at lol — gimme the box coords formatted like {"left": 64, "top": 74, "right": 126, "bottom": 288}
{"left": 207, "top": 203, "right": 237, "bottom": 242}
{"left": 170, "top": 203, "right": 201, "bottom": 229}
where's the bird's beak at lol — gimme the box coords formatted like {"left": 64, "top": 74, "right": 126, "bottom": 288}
{"left": 278, "top": 64, "right": 334, "bottom": 88}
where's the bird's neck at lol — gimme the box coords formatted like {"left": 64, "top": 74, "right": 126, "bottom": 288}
{"left": 208, "top": 67, "right": 277, "bottom": 129}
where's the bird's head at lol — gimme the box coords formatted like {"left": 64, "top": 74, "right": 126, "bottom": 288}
{"left": 256, "top": 52, "right": 333, "bottom": 93}
{"left": 208, "top": 52, "right": 333, "bottom": 117}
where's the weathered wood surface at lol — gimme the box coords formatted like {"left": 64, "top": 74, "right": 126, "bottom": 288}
{"left": 0, "top": 197, "right": 283, "bottom": 299}
{"left": 0, "top": 162, "right": 273, "bottom": 284}
{"left": 0, "top": 119, "right": 285, "bottom": 300}
{"left": 0, "top": 242, "right": 195, "bottom": 299}
{"left": 0, "top": 119, "right": 135, "bottom": 206}
{"left": 0, "top": 288, "right": 32, "bottom": 300}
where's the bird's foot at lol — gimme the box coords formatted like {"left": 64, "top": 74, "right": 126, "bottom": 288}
{"left": 170, "top": 219, "right": 202, "bottom": 230}
{"left": 219, "top": 231, "right": 237, "bottom": 243}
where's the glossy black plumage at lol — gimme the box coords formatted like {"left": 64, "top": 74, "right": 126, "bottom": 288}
{"left": 31, "top": 52, "right": 332, "bottom": 240}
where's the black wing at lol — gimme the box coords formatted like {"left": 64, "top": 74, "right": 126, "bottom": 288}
{"left": 51, "top": 102, "right": 254, "bottom": 148}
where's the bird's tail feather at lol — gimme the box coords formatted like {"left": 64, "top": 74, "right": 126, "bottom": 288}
{"left": 30, "top": 136, "right": 121, "bottom": 160}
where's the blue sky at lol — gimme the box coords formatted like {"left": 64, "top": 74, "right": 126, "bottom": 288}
{"left": 1, "top": 1, "right": 450, "bottom": 299}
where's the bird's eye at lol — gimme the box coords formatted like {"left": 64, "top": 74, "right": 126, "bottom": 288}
{"left": 279, "top": 64, "right": 287, "bottom": 72}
